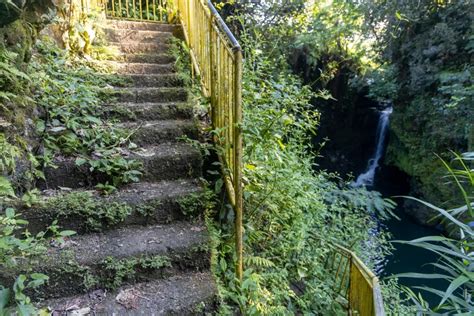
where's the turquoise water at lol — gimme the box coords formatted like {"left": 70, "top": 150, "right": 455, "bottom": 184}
{"left": 374, "top": 167, "right": 446, "bottom": 308}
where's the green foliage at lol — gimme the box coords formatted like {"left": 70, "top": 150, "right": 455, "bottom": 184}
{"left": 380, "top": 278, "right": 418, "bottom": 316}
{"left": 394, "top": 152, "right": 474, "bottom": 314}
{"left": 100, "top": 255, "right": 171, "bottom": 290}
{"left": 169, "top": 37, "right": 193, "bottom": 86}
{"left": 291, "top": 0, "right": 376, "bottom": 86}
{"left": 209, "top": 26, "right": 396, "bottom": 314}
{"left": 367, "top": 0, "right": 474, "bottom": 206}
{"left": 41, "top": 191, "right": 132, "bottom": 231}
{"left": 32, "top": 38, "right": 142, "bottom": 189}
{"left": 0, "top": 47, "right": 32, "bottom": 108}
{"left": 0, "top": 274, "right": 49, "bottom": 316}
{"left": 57, "top": 254, "right": 172, "bottom": 292}
{"left": 0, "top": 207, "right": 69, "bottom": 314}
{"left": 178, "top": 188, "right": 216, "bottom": 218}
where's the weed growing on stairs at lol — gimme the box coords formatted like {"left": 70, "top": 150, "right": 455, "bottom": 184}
{"left": 178, "top": 189, "right": 216, "bottom": 219}
{"left": 169, "top": 37, "right": 193, "bottom": 87}
{"left": 101, "top": 255, "right": 172, "bottom": 289}
{"left": 54, "top": 255, "right": 172, "bottom": 292}
{"left": 41, "top": 191, "right": 132, "bottom": 231}
{"left": 32, "top": 38, "right": 142, "bottom": 191}
{"left": 0, "top": 207, "right": 74, "bottom": 314}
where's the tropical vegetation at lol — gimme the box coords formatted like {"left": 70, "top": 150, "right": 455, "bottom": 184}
{"left": 0, "top": 0, "right": 472, "bottom": 315}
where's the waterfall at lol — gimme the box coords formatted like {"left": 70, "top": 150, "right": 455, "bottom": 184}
{"left": 353, "top": 106, "right": 393, "bottom": 187}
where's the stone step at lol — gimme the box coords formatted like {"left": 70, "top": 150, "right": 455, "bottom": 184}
{"left": 41, "top": 271, "right": 216, "bottom": 315}
{"left": 106, "top": 20, "right": 180, "bottom": 33}
{"left": 124, "top": 120, "right": 199, "bottom": 146}
{"left": 109, "top": 87, "right": 188, "bottom": 103}
{"left": 120, "top": 73, "right": 185, "bottom": 88}
{"left": 107, "top": 53, "right": 175, "bottom": 64}
{"left": 41, "top": 143, "right": 202, "bottom": 189}
{"left": 105, "top": 102, "right": 193, "bottom": 121}
{"left": 105, "top": 61, "right": 175, "bottom": 74}
{"left": 109, "top": 42, "right": 170, "bottom": 54}
{"left": 1, "top": 223, "right": 210, "bottom": 300}
{"left": 103, "top": 27, "right": 173, "bottom": 44}
{"left": 22, "top": 179, "right": 203, "bottom": 234}
{"left": 134, "top": 144, "right": 202, "bottom": 182}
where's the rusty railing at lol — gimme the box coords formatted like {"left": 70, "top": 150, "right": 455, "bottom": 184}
{"left": 325, "top": 244, "right": 385, "bottom": 315}
{"left": 171, "top": 0, "right": 244, "bottom": 280}
{"left": 105, "top": 0, "right": 171, "bottom": 22}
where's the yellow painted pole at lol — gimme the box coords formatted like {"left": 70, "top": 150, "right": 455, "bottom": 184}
{"left": 233, "top": 48, "right": 243, "bottom": 281}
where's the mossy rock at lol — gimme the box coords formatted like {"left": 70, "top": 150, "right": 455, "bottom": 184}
{"left": 0, "top": 0, "right": 24, "bottom": 27}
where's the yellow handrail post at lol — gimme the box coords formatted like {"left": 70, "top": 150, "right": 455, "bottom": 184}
{"left": 233, "top": 48, "right": 243, "bottom": 281}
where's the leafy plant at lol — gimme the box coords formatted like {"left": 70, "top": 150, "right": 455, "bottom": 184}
{"left": 394, "top": 152, "right": 474, "bottom": 314}
{"left": 0, "top": 207, "right": 71, "bottom": 314}
{"left": 41, "top": 191, "right": 133, "bottom": 231}
{"left": 32, "top": 38, "right": 142, "bottom": 189}
{"left": 206, "top": 22, "right": 396, "bottom": 314}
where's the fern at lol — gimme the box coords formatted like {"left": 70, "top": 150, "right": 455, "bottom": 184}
{"left": 244, "top": 255, "right": 275, "bottom": 268}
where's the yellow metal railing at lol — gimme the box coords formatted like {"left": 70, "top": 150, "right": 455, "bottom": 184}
{"left": 171, "top": 0, "right": 244, "bottom": 280}
{"left": 326, "top": 245, "right": 385, "bottom": 315}
{"left": 105, "top": 0, "right": 171, "bottom": 22}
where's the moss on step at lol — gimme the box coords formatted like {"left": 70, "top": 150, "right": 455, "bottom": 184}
{"left": 37, "top": 191, "right": 133, "bottom": 232}
{"left": 32, "top": 247, "right": 209, "bottom": 299}
{"left": 1, "top": 222, "right": 211, "bottom": 300}
{"left": 55, "top": 255, "right": 172, "bottom": 291}
{"left": 24, "top": 180, "right": 204, "bottom": 234}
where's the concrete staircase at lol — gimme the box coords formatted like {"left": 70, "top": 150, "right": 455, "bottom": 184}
{"left": 4, "top": 20, "right": 216, "bottom": 315}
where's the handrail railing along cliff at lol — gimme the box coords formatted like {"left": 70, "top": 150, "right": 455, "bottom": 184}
{"left": 326, "top": 245, "right": 385, "bottom": 315}
{"left": 170, "top": 0, "right": 244, "bottom": 280}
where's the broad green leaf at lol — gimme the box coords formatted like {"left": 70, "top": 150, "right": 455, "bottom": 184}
{"left": 439, "top": 275, "right": 470, "bottom": 307}
{"left": 59, "top": 230, "right": 76, "bottom": 237}
{"left": 0, "top": 287, "right": 10, "bottom": 311}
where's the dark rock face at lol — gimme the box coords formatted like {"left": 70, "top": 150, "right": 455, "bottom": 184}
{"left": 0, "top": 0, "right": 25, "bottom": 27}
{"left": 0, "top": 0, "right": 56, "bottom": 61}
{"left": 312, "top": 95, "right": 383, "bottom": 179}
{"left": 384, "top": 2, "right": 473, "bottom": 217}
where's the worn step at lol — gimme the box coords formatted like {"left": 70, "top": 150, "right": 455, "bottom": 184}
{"left": 105, "top": 102, "right": 193, "bottom": 121}
{"left": 22, "top": 179, "right": 203, "bottom": 234}
{"left": 119, "top": 73, "right": 185, "bottom": 88}
{"left": 134, "top": 143, "right": 202, "bottom": 182}
{"left": 105, "top": 53, "right": 175, "bottom": 64}
{"left": 109, "top": 42, "right": 170, "bottom": 54}
{"left": 103, "top": 28, "right": 173, "bottom": 44}
{"left": 105, "top": 61, "right": 175, "bottom": 74}
{"left": 124, "top": 120, "right": 199, "bottom": 146}
{"left": 41, "top": 143, "right": 202, "bottom": 189}
{"left": 1, "top": 223, "right": 210, "bottom": 300}
{"left": 109, "top": 87, "right": 188, "bottom": 103}
{"left": 41, "top": 271, "right": 216, "bottom": 315}
{"left": 106, "top": 20, "right": 180, "bottom": 33}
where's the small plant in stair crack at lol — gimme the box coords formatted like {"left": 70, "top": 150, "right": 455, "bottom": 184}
{"left": 100, "top": 255, "right": 172, "bottom": 290}
{"left": 169, "top": 38, "right": 193, "bottom": 86}
{"left": 178, "top": 185, "right": 217, "bottom": 218}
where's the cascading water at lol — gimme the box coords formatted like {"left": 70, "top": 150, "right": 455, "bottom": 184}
{"left": 353, "top": 106, "right": 393, "bottom": 187}
{"left": 351, "top": 106, "right": 394, "bottom": 273}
